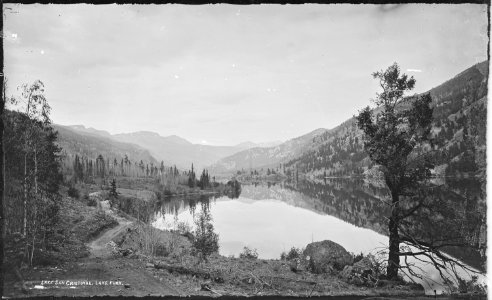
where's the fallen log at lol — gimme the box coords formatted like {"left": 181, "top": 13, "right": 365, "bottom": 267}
{"left": 257, "top": 274, "right": 317, "bottom": 286}
{"left": 153, "top": 261, "right": 224, "bottom": 282}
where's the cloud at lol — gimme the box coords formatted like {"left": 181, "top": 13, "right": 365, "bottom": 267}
{"left": 3, "top": 4, "right": 488, "bottom": 145}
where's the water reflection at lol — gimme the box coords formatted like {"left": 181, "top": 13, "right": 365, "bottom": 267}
{"left": 151, "top": 177, "right": 486, "bottom": 294}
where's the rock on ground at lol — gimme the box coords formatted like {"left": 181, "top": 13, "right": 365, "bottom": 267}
{"left": 303, "top": 240, "right": 353, "bottom": 273}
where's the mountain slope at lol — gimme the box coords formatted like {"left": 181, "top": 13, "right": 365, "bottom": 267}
{"left": 209, "top": 128, "right": 327, "bottom": 173}
{"left": 284, "top": 61, "right": 488, "bottom": 179}
{"left": 64, "top": 127, "right": 280, "bottom": 171}
{"left": 111, "top": 132, "right": 269, "bottom": 171}
{"left": 55, "top": 125, "right": 157, "bottom": 164}
{"left": 66, "top": 125, "right": 113, "bottom": 139}
{"left": 211, "top": 61, "right": 488, "bottom": 179}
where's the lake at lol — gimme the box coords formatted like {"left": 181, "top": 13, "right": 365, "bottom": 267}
{"left": 152, "top": 178, "right": 487, "bottom": 294}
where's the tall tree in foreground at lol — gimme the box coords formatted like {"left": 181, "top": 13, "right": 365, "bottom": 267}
{"left": 5, "top": 80, "right": 63, "bottom": 267}
{"left": 356, "top": 63, "right": 434, "bottom": 280}
{"left": 11, "top": 80, "right": 52, "bottom": 237}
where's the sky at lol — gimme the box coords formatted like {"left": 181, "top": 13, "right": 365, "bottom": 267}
{"left": 4, "top": 4, "right": 488, "bottom": 146}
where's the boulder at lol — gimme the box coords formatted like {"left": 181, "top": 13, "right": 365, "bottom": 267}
{"left": 303, "top": 240, "right": 353, "bottom": 273}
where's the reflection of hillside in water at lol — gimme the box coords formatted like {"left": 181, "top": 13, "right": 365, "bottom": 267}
{"left": 283, "top": 178, "right": 486, "bottom": 271}
{"left": 154, "top": 178, "right": 485, "bottom": 270}
{"left": 237, "top": 180, "right": 391, "bottom": 236}
{"left": 155, "top": 194, "right": 213, "bottom": 220}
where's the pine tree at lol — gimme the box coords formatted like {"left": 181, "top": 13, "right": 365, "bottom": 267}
{"left": 188, "top": 163, "right": 196, "bottom": 188}
{"left": 109, "top": 178, "right": 118, "bottom": 202}
{"left": 356, "top": 63, "right": 433, "bottom": 279}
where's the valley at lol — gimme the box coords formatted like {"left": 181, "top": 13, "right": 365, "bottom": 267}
{"left": 3, "top": 60, "right": 488, "bottom": 297}
{"left": 3, "top": 1, "right": 489, "bottom": 295}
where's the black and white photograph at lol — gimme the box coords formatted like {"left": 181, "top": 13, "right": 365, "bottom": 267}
{"left": 1, "top": 2, "right": 489, "bottom": 298}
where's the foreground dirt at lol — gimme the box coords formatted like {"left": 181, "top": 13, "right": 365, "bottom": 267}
{"left": 4, "top": 199, "right": 183, "bottom": 298}
{"left": 87, "top": 212, "right": 132, "bottom": 259}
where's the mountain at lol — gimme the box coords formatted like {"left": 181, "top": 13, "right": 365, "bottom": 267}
{"left": 67, "top": 125, "right": 113, "bottom": 139}
{"left": 283, "top": 61, "right": 488, "bottom": 180}
{"left": 54, "top": 124, "right": 157, "bottom": 164}
{"left": 209, "top": 128, "right": 327, "bottom": 174}
{"left": 235, "top": 140, "right": 283, "bottom": 149}
{"left": 111, "top": 132, "right": 268, "bottom": 171}
{"left": 59, "top": 125, "right": 283, "bottom": 171}
{"left": 211, "top": 61, "right": 488, "bottom": 180}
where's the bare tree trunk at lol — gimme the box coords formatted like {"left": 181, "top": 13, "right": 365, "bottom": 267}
{"left": 386, "top": 190, "right": 400, "bottom": 280}
{"left": 1, "top": 77, "right": 7, "bottom": 298}
{"left": 30, "top": 221, "right": 36, "bottom": 267}
{"left": 23, "top": 152, "right": 28, "bottom": 237}
{"left": 34, "top": 147, "right": 38, "bottom": 194}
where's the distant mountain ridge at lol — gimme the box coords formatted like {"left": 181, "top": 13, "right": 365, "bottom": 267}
{"left": 62, "top": 125, "right": 281, "bottom": 171}
{"left": 58, "top": 61, "right": 487, "bottom": 177}
{"left": 209, "top": 128, "right": 327, "bottom": 173}
{"left": 54, "top": 124, "right": 157, "bottom": 165}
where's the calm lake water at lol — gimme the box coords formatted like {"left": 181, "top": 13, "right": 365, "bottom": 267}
{"left": 152, "top": 178, "right": 487, "bottom": 294}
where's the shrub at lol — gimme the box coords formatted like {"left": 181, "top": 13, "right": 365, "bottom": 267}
{"left": 239, "top": 246, "right": 258, "bottom": 259}
{"left": 87, "top": 197, "right": 97, "bottom": 207}
{"left": 192, "top": 209, "right": 219, "bottom": 261}
{"left": 280, "top": 252, "right": 286, "bottom": 260}
{"left": 456, "top": 275, "right": 487, "bottom": 294}
{"left": 352, "top": 252, "right": 364, "bottom": 264}
{"left": 176, "top": 221, "right": 192, "bottom": 235}
{"left": 68, "top": 186, "right": 80, "bottom": 199}
{"left": 287, "top": 247, "right": 302, "bottom": 260}
{"left": 155, "top": 243, "right": 170, "bottom": 257}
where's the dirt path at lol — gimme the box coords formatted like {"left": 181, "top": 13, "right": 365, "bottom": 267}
{"left": 76, "top": 203, "right": 183, "bottom": 296}
{"left": 87, "top": 213, "right": 131, "bottom": 259}
{"left": 9, "top": 201, "right": 183, "bottom": 297}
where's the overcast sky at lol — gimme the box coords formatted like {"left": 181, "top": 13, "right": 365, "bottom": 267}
{"left": 4, "top": 4, "right": 488, "bottom": 146}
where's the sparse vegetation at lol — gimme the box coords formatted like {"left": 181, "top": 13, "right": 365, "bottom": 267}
{"left": 442, "top": 275, "right": 487, "bottom": 295}
{"left": 68, "top": 185, "right": 80, "bottom": 199}
{"left": 280, "top": 246, "right": 302, "bottom": 261}
{"left": 239, "top": 246, "right": 259, "bottom": 259}
{"left": 176, "top": 221, "right": 192, "bottom": 236}
{"left": 352, "top": 252, "right": 365, "bottom": 264}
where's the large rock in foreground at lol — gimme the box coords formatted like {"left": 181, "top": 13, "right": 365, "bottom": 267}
{"left": 303, "top": 240, "right": 353, "bottom": 273}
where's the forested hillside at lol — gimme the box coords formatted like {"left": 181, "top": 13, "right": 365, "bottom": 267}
{"left": 209, "top": 128, "right": 327, "bottom": 174}
{"left": 283, "top": 61, "right": 488, "bottom": 179}
{"left": 54, "top": 125, "right": 163, "bottom": 181}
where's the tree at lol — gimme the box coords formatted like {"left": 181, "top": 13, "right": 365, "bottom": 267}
{"left": 109, "top": 178, "right": 118, "bottom": 206}
{"left": 5, "top": 80, "right": 63, "bottom": 267}
{"left": 356, "top": 63, "right": 434, "bottom": 279}
{"left": 9, "top": 81, "right": 52, "bottom": 237}
{"left": 192, "top": 204, "right": 219, "bottom": 262}
{"left": 198, "top": 169, "right": 210, "bottom": 189}
{"left": 1, "top": 79, "right": 6, "bottom": 296}
{"left": 188, "top": 163, "right": 196, "bottom": 188}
